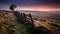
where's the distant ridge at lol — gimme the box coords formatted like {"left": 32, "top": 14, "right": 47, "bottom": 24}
{"left": 0, "top": 10, "right": 60, "bottom": 21}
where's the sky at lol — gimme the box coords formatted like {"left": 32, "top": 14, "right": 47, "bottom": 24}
{"left": 0, "top": 0, "right": 60, "bottom": 11}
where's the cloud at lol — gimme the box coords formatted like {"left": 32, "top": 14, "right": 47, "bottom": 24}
{"left": 0, "top": 0, "right": 60, "bottom": 10}
{"left": 0, "top": 0, "right": 60, "bottom": 5}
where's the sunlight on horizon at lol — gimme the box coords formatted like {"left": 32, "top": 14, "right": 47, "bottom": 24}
{"left": 15, "top": 7, "right": 60, "bottom": 12}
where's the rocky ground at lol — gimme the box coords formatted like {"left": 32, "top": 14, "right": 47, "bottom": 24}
{"left": 0, "top": 10, "right": 60, "bottom": 34}
{"left": 32, "top": 15, "right": 60, "bottom": 34}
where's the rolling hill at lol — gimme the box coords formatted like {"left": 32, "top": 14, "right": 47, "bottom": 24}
{"left": 0, "top": 10, "right": 60, "bottom": 34}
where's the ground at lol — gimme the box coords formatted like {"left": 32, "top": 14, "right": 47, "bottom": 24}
{"left": 0, "top": 10, "right": 60, "bottom": 34}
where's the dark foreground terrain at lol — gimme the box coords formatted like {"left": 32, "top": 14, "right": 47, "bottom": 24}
{"left": 0, "top": 10, "right": 60, "bottom": 34}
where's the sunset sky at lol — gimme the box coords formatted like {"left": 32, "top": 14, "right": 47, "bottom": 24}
{"left": 0, "top": 0, "right": 60, "bottom": 11}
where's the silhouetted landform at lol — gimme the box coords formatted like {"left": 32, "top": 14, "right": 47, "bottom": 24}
{"left": 49, "top": 13, "right": 60, "bottom": 21}
{"left": 0, "top": 10, "right": 60, "bottom": 34}
{"left": 18, "top": 10, "right": 60, "bottom": 21}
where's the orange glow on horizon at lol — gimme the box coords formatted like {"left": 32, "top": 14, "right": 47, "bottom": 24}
{"left": 15, "top": 6, "right": 60, "bottom": 12}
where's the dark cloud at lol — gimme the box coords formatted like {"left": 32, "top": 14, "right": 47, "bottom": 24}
{"left": 0, "top": 0, "right": 60, "bottom": 10}
{"left": 0, "top": 0, "right": 60, "bottom": 6}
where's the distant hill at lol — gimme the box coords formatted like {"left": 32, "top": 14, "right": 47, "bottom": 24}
{"left": 17, "top": 10, "right": 60, "bottom": 21}
{"left": 0, "top": 10, "right": 60, "bottom": 21}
